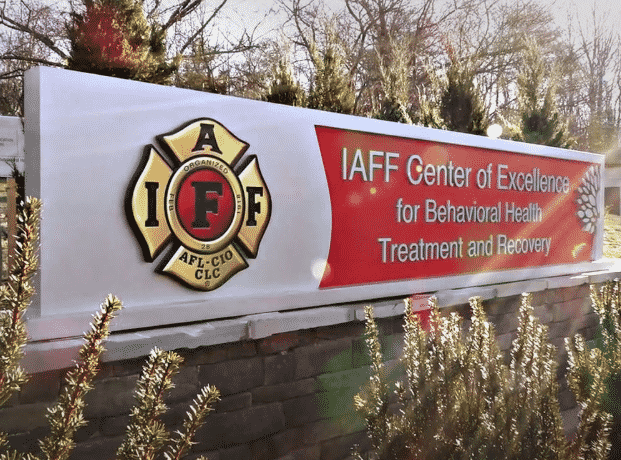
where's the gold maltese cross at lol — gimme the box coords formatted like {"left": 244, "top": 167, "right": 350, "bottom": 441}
{"left": 127, "top": 119, "right": 271, "bottom": 290}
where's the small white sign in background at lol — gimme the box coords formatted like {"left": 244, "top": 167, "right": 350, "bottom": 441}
{"left": 0, "top": 117, "right": 24, "bottom": 176}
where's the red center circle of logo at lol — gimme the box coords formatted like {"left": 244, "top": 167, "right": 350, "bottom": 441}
{"left": 176, "top": 168, "right": 235, "bottom": 241}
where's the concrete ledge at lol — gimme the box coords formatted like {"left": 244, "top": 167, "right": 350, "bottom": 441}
{"left": 435, "top": 286, "right": 498, "bottom": 307}
{"left": 22, "top": 267, "right": 621, "bottom": 373}
{"left": 495, "top": 279, "right": 548, "bottom": 298}
{"left": 353, "top": 300, "right": 404, "bottom": 321}
{"left": 546, "top": 274, "right": 591, "bottom": 289}
{"left": 248, "top": 307, "right": 356, "bottom": 340}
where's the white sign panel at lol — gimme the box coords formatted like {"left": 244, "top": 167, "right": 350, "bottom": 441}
{"left": 0, "top": 116, "right": 25, "bottom": 176}
{"left": 24, "top": 67, "right": 606, "bottom": 341}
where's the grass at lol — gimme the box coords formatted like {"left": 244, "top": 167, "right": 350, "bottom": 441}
{"left": 604, "top": 213, "right": 621, "bottom": 258}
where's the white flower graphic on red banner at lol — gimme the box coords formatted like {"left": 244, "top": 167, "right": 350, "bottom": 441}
{"left": 576, "top": 165, "right": 600, "bottom": 234}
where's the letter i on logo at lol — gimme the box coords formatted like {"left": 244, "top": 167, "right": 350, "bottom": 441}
{"left": 126, "top": 118, "right": 272, "bottom": 290}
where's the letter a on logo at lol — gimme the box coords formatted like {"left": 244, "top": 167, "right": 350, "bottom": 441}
{"left": 192, "top": 123, "right": 223, "bottom": 154}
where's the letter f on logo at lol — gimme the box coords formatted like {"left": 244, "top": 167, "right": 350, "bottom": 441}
{"left": 192, "top": 181, "right": 222, "bottom": 228}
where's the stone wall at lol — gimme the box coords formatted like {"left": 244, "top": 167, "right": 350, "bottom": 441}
{"left": 0, "top": 277, "right": 611, "bottom": 460}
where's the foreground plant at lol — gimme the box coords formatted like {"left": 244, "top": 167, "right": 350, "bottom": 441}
{"left": 0, "top": 197, "right": 41, "bottom": 454}
{"left": 354, "top": 294, "right": 612, "bottom": 460}
{"left": 0, "top": 199, "right": 219, "bottom": 460}
{"left": 117, "top": 348, "right": 220, "bottom": 460}
{"left": 577, "top": 279, "right": 621, "bottom": 460}
{"left": 39, "top": 295, "right": 123, "bottom": 460}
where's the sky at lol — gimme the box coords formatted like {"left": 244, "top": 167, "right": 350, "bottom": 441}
{"left": 549, "top": 0, "right": 621, "bottom": 33}
{"left": 222, "top": 0, "right": 621, "bottom": 44}
{"left": 23, "top": 0, "right": 621, "bottom": 54}
{"left": 26, "top": 0, "right": 621, "bottom": 45}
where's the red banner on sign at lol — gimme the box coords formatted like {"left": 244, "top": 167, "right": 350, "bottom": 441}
{"left": 315, "top": 126, "right": 600, "bottom": 289}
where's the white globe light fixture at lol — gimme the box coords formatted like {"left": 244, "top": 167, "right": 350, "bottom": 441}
{"left": 487, "top": 123, "right": 503, "bottom": 139}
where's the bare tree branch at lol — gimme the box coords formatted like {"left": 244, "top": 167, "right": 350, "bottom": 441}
{"left": 0, "top": 7, "right": 68, "bottom": 60}
{"left": 161, "top": 0, "right": 203, "bottom": 31}
{"left": 0, "top": 53, "right": 64, "bottom": 66}
{"left": 177, "top": 0, "right": 228, "bottom": 55}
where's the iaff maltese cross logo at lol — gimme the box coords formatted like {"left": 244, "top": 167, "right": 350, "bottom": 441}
{"left": 127, "top": 119, "right": 271, "bottom": 290}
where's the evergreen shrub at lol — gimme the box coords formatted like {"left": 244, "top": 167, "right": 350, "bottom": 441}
{"left": 586, "top": 280, "right": 621, "bottom": 460}
{"left": 439, "top": 58, "right": 488, "bottom": 135}
{"left": 511, "top": 38, "right": 574, "bottom": 148}
{"left": 0, "top": 199, "right": 220, "bottom": 460}
{"left": 262, "top": 59, "right": 306, "bottom": 107}
{"left": 307, "top": 36, "right": 356, "bottom": 115}
{"left": 67, "top": 0, "right": 178, "bottom": 84}
{"left": 374, "top": 39, "right": 412, "bottom": 124}
{"left": 354, "top": 295, "right": 612, "bottom": 460}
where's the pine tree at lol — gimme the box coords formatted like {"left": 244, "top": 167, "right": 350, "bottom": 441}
{"left": 513, "top": 38, "right": 574, "bottom": 148}
{"left": 307, "top": 37, "right": 356, "bottom": 115}
{"left": 174, "top": 39, "right": 229, "bottom": 94}
{"left": 262, "top": 59, "right": 306, "bottom": 107}
{"left": 411, "top": 63, "right": 446, "bottom": 129}
{"left": 374, "top": 39, "right": 412, "bottom": 124}
{"left": 440, "top": 57, "right": 489, "bottom": 135}
{"left": 67, "top": 0, "right": 178, "bottom": 84}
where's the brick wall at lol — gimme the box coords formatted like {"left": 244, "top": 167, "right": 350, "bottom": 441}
{"left": 0, "top": 281, "right": 605, "bottom": 459}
